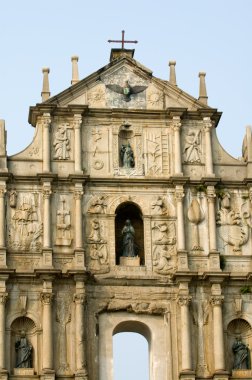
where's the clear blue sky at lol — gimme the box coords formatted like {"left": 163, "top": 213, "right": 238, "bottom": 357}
{"left": 1, "top": 1, "right": 252, "bottom": 378}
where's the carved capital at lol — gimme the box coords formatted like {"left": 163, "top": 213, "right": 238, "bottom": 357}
{"left": 206, "top": 186, "right": 216, "bottom": 203}
{"left": 0, "top": 186, "right": 6, "bottom": 198}
{"left": 203, "top": 117, "right": 214, "bottom": 132}
{"left": 40, "top": 292, "right": 54, "bottom": 305}
{"left": 74, "top": 293, "right": 86, "bottom": 305}
{"left": 210, "top": 295, "right": 224, "bottom": 306}
{"left": 171, "top": 116, "right": 182, "bottom": 132}
{"left": 74, "top": 189, "right": 84, "bottom": 200}
{"left": 73, "top": 114, "right": 82, "bottom": 129}
{"left": 41, "top": 113, "right": 51, "bottom": 129}
{"left": 0, "top": 292, "right": 8, "bottom": 305}
{"left": 42, "top": 187, "right": 52, "bottom": 199}
{"left": 175, "top": 186, "right": 184, "bottom": 202}
{"left": 177, "top": 295, "right": 192, "bottom": 307}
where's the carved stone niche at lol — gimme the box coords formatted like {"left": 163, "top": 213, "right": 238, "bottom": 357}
{"left": 113, "top": 123, "right": 144, "bottom": 176}
{"left": 115, "top": 201, "right": 144, "bottom": 266}
{"left": 226, "top": 318, "right": 252, "bottom": 374}
{"left": 10, "top": 316, "right": 38, "bottom": 374}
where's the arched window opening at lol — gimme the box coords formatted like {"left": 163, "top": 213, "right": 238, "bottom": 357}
{"left": 115, "top": 202, "right": 144, "bottom": 265}
{"left": 113, "top": 332, "right": 149, "bottom": 380}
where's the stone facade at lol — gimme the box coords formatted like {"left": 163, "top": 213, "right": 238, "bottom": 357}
{"left": 0, "top": 48, "right": 251, "bottom": 380}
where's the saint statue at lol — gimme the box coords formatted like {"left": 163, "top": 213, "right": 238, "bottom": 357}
{"left": 121, "top": 219, "right": 137, "bottom": 257}
{"left": 232, "top": 337, "right": 250, "bottom": 370}
{"left": 15, "top": 330, "right": 32, "bottom": 368}
{"left": 53, "top": 124, "right": 70, "bottom": 160}
{"left": 120, "top": 143, "right": 135, "bottom": 168}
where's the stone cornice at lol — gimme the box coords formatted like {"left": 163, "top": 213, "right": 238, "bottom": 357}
{"left": 28, "top": 104, "right": 222, "bottom": 128}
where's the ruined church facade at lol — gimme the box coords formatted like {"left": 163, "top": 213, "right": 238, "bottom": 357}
{"left": 0, "top": 48, "right": 251, "bottom": 380}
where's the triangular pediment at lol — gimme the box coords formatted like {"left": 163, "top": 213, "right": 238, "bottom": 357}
{"left": 44, "top": 54, "right": 212, "bottom": 111}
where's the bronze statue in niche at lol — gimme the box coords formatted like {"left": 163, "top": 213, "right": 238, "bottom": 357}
{"left": 115, "top": 202, "right": 144, "bottom": 264}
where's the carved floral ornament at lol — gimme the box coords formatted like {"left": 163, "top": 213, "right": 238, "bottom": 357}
{"left": 177, "top": 295, "right": 192, "bottom": 306}
{"left": 210, "top": 295, "right": 224, "bottom": 306}
{"left": 73, "top": 293, "right": 86, "bottom": 305}
{"left": 40, "top": 292, "right": 54, "bottom": 305}
{"left": 0, "top": 292, "right": 8, "bottom": 304}
{"left": 72, "top": 114, "right": 82, "bottom": 129}
{"left": 41, "top": 113, "right": 51, "bottom": 128}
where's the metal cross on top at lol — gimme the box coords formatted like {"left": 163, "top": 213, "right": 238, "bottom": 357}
{"left": 108, "top": 30, "right": 138, "bottom": 49}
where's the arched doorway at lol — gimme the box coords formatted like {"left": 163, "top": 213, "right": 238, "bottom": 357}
{"left": 113, "top": 332, "right": 149, "bottom": 380}
{"left": 115, "top": 202, "right": 144, "bottom": 265}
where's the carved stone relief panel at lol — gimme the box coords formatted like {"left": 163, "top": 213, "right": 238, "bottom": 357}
{"left": 53, "top": 123, "right": 73, "bottom": 160}
{"left": 216, "top": 190, "right": 250, "bottom": 254}
{"left": 86, "top": 218, "right": 109, "bottom": 274}
{"left": 90, "top": 126, "right": 108, "bottom": 172}
{"left": 144, "top": 128, "right": 171, "bottom": 176}
{"left": 183, "top": 128, "right": 202, "bottom": 163}
{"left": 87, "top": 84, "right": 106, "bottom": 108}
{"left": 146, "top": 84, "right": 164, "bottom": 109}
{"left": 151, "top": 220, "right": 176, "bottom": 275}
{"left": 55, "top": 195, "right": 72, "bottom": 247}
{"left": 7, "top": 191, "right": 42, "bottom": 252}
{"left": 102, "top": 66, "right": 149, "bottom": 109}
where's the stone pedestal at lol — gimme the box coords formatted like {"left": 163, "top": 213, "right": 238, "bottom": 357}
{"left": 179, "top": 371, "right": 195, "bottom": 380}
{"left": 40, "top": 369, "right": 55, "bottom": 380}
{"left": 14, "top": 368, "right": 34, "bottom": 375}
{"left": 213, "top": 372, "right": 229, "bottom": 380}
{"left": 232, "top": 369, "right": 252, "bottom": 378}
{"left": 0, "top": 369, "right": 8, "bottom": 380}
{"left": 120, "top": 256, "right": 140, "bottom": 266}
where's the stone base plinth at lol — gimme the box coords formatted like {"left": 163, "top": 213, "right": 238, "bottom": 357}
{"left": 213, "top": 372, "right": 229, "bottom": 380}
{"left": 120, "top": 256, "right": 140, "bottom": 267}
{"left": 40, "top": 370, "right": 55, "bottom": 380}
{"left": 0, "top": 369, "right": 8, "bottom": 380}
{"left": 232, "top": 369, "right": 252, "bottom": 378}
{"left": 179, "top": 370, "right": 195, "bottom": 380}
{"left": 14, "top": 368, "right": 34, "bottom": 376}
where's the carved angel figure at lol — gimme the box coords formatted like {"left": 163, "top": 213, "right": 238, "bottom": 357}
{"left": 106, "top": 80, "right": 147, "bottom": 102}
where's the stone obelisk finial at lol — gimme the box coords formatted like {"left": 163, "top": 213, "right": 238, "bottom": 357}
{"left": 169, "top": 61, "right": 177, "bottom": 86}
{"left": 198, "top": 72, "right": 208, "bottom": 105}
{"left": 71, "top": 56, "right": 79, "bottom": 85}
{"left": 41, "top": 68, "right": 50, "bottom": 102}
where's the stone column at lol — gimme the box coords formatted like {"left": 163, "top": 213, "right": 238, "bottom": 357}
{"left": 73, "top": 114, "right": 82, "bottom": 173}
{"left": 74, "top": 185, "right": 84, "bottom": 249}
{"left": 210, "top": 295, "right": 225, "bottom": 372}
{"left": 177, "top": 295, "right": 192, "bottom": 372}
{"left": 175, "top": 186, "right": 185, "bottom": 251}
{"left": 165, "top": 308, "right": 173, "bottom": 380}
{"left": 41, "top": 292, "right": 54, "bottom": 371}
{"left": 207, "top": 186, "right": 217, "bottom": 252}
{"left": 43, "top": 183, "right": 52, "bottom": 249}
{"left": 42, "top": 113, "right": 52, "bottom": 173}
{"left": 172, "top": 116, "right": 183, "bottom": 175}
{"left": 0, "top": 185, "right": 6, "bottom": 248}
{"left": 0, "top": 293, "right": 8, "bottom": 370}
{"left": 203, "top": 117, "right": 214, "bottom": 177}
{"left": 74, "top": 293, "right": 88, "bottom": 378}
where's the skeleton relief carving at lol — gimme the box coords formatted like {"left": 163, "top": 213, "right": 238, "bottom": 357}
{"left": 87, "top": 219, "right": 109, "bottom": 273}
{"left": 152, "top": 221, "right": 176, "bottom": 274}
{"left": 55, "top": 196, "right": 72, "bottom": 246}
{"left": 53, "top": 124, "right": 71, "bottom": 160}
{"left": 8, "top": 192, "right": 42, "bottom": 252}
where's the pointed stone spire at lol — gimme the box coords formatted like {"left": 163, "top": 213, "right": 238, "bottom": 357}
{"left": 169, "top": 61, "right": 177, "bottom": 86}
{"left": 71, "top": 56, "right": 79, "bottom": 85}
{"left": 198, "top": 72, "right": 208, "bottom": 105}
{"left": 41, "top": 68, "right": 50, "bottom": 102}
